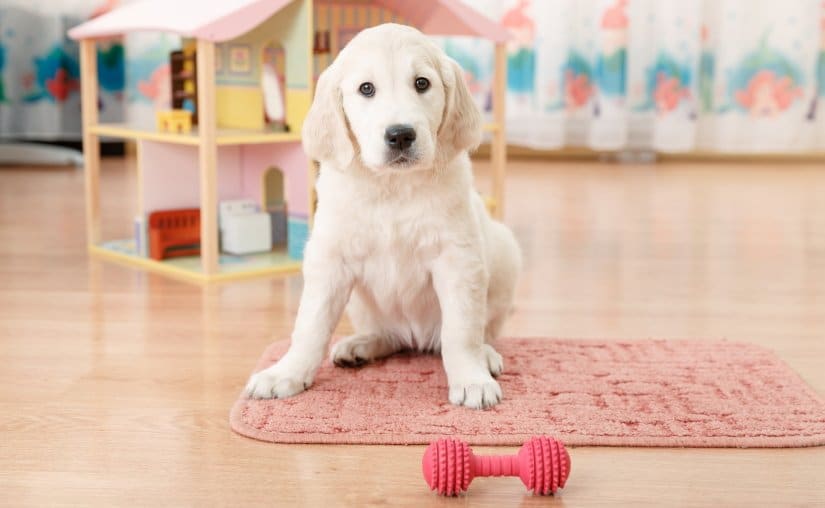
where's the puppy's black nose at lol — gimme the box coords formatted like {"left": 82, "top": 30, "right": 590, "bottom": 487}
{"left": 384, "top": 124, "right": 416, "bottom": 150}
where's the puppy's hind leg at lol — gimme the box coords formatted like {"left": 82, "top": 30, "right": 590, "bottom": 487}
{"left": 480, "top": 300, "right": 510, "bottom": 379}
{"left": 331, "top": 333, "right": 400, "bottom": 367}
{"left": 480, "top": 220, "right": 521, "bottom": 379}
{"left": 481, "top": 343, "right": 503, "bottom": 377}
{"left": 484, "top": 311, "right": 508, "bottom": 344}
{"left": 334, "top": 287, "right": 403, "bottom": 367}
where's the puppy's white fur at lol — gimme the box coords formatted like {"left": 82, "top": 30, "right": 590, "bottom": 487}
{"left": 245, "top": 24, "right": 521, "bottom": 409}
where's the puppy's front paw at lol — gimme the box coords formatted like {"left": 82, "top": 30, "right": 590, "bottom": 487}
{"left": 244, "top": 360, "right": 311, "bottom": 400}
{"left": 449, "top": 373, "right": 502, "bottom": 409}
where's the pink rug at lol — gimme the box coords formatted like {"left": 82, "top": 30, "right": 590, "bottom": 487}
{"left": 230, "top": 338, "right": 825, "bottom": 447}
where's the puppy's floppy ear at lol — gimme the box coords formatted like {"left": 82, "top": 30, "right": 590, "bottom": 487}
{"left": 436, "top": 55, "right": 483, "bottom": 166}
{"left": 302, "top": 62, "right": 356, "bottom": 169}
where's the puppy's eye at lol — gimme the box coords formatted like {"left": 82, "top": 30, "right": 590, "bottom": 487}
{"left": 414, "top": 77, "right": 430, "bottom": 93}
{"left": 359, "top": 82, "right": 375, "bottom": 97}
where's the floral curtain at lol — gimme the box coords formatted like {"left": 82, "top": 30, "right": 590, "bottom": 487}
{"left": 7, "top": 0, "right": 822, "bottom": 154}
{"left": 0, "top": 0, "right": 126, "bottom": 140}
{"left": 446, "top": 0, "right": 825, "bottom": 153}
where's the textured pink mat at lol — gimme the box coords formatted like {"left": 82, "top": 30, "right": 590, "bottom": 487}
{"left": 230, "top": 338, "right": 825, "bottom": 447}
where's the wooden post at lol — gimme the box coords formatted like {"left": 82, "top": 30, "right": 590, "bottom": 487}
{"left": 491, "top": 42, "right": 507, "bottom": 220}
{"left": 196, "top": 39, "right": 219, "bottom": 276}
{"left": 79, "top": 39, "right": 101, "bottom": 246}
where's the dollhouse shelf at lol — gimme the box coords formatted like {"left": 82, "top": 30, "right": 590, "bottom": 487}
{"left": 90, "top": 240, "right": 302, "bottom": 284}
{"left": 90, "top": 123, "right": 302, "bottom": 146}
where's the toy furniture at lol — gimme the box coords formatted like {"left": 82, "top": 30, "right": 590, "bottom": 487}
{"left": 219, "top": 199, "right": 273, "bottom": 255}
{"left": 156, "top": 110, "right": 194, "bottom": 134}
{"left": 69, "top": 0, "right": 509, "bottom": 283}
{"left": 148, "top": 208, "right": 201, "bottom": 260}
{"left": 422, "top": 436, "right": 571, "bottom": 496}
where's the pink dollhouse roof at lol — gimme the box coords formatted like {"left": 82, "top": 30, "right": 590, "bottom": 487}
{"left": 68, "top": 0, "right": 508, "bottom": 42}
{"left": 373, "top": 0, "right": 509, "bottom": 42}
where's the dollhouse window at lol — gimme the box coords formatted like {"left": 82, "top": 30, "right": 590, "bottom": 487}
{"left": 229, "top": 44, "right": 253, "bottom": 74}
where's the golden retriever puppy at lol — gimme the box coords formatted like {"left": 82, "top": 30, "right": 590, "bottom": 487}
{"left": 245, "top": 24, "right": 521, "bottom": 409}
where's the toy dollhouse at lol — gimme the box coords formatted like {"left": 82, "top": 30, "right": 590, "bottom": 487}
{"left": 69, "top": 0, "right": 509, "bottom": 283}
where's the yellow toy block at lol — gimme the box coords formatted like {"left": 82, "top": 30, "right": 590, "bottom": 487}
{"left": 156, "top": 109, "right": 193, "bottom": 134}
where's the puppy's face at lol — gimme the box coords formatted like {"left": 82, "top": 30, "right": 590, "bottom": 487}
{"left": 302, "top": 24, "right": 482, "bottom": 174}
{"left": 340, "top": 42, "right": 444, "bottom": 172}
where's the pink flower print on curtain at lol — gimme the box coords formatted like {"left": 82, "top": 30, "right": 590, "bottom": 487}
{"left": 558, "top": 35, "right": 594, "bottom": 113}
{"left": 735, "top": 70, "right": 803, "bottom": 117}
{"left": 654, "top": 74, "right": 690, "bottom": 113}
{"left": 726, "top": 39, "right": 805, "bottom": 118}
{"left": 566, "top": 67, "right": 594, "bottom": 110}
{"left": 644, "top": 54, "right": 694, "bottom": 116}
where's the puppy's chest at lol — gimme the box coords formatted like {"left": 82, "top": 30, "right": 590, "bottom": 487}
{"left": 345, "top": 216, "right": 442, "bottom": 286}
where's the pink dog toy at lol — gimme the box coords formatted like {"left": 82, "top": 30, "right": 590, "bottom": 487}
{"left": 422, "top": 436, "right": 571, "bottom": 496}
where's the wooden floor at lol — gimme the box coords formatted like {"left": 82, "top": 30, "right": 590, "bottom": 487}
{"left": 1, "top": 156, "right": 824, "bottom": 507}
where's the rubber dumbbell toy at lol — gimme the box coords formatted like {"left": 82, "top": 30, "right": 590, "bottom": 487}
{"left": 422, "top": 436, "right": 570, "bottom": 496}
